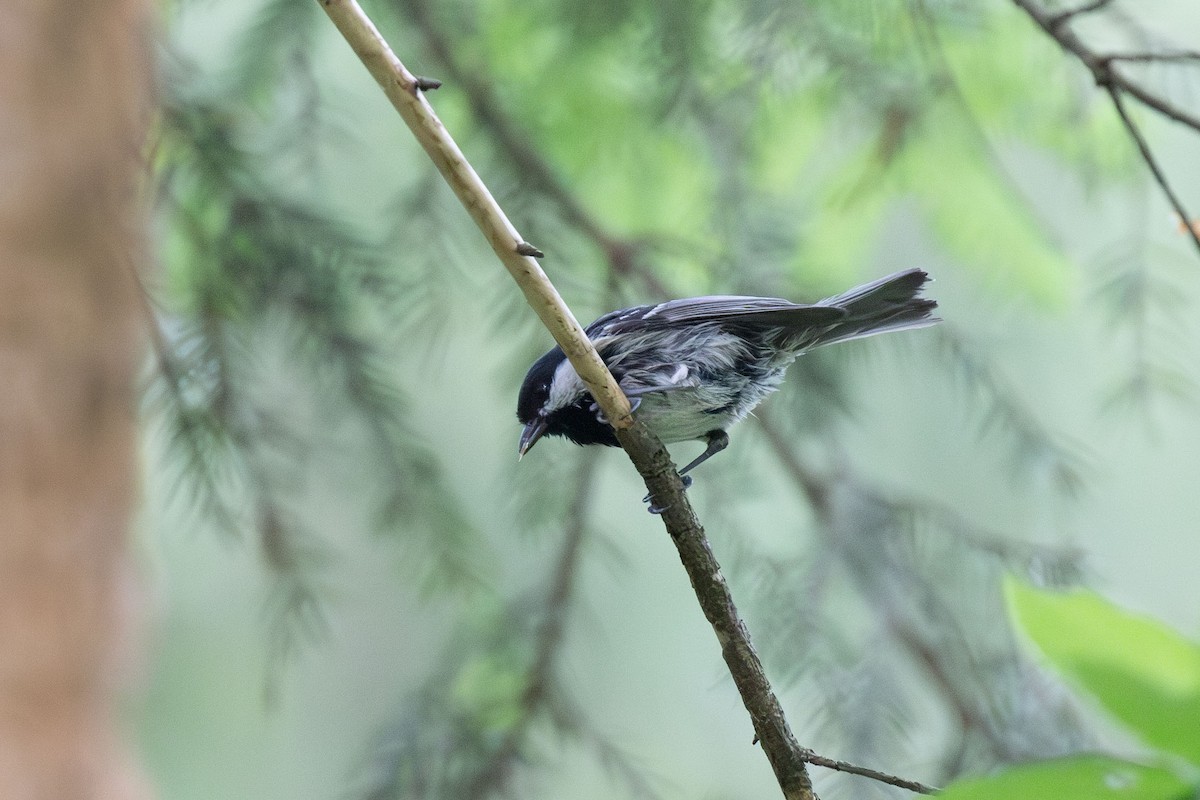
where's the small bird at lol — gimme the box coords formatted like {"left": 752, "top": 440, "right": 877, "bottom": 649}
{"left": 517, "top": 269, "right": 938, "bottom": 503}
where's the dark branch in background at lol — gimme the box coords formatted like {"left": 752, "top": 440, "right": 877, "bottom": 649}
{"left": 1009, "top": 0, "right": 1200, "bottom": 258}
{"left": 463, "top": 454, "right": 598, "bottom": 800}
{"left": 400, "top": 0, "right": 669, "bottom": 297}
{"left": 1011, "top": 0, "right": 1200, "bottom": 130}
{"left": 1105, "top": 85, "right": 1200, "bottom": 254}
{"left": 317, "top": 2, "right": 819, "bottom": 797}
{"left": 348, "top": 454, "right": 662, "bottom": 800}
{"left": 752, "top": 408, "right": 1094, "bottom": 769}
{"left": 990, "top": 0, "right": 1197, "bottom": 410}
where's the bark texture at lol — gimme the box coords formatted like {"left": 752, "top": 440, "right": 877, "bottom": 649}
{"left": 0, "top": 1, "right": 153, "bottom": 797}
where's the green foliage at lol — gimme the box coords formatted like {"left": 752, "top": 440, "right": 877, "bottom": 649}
{"left": 940, "top": 583, "right": 1200, "bottom": 798}
{"left": 938, "top": 755, "right": 1194, "bottom": 800}
{"left": 1007, "top": 579, "right": 1200, "bottom": 767}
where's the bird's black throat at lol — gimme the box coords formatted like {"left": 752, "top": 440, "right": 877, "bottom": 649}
{"left": 546, "top": 400, "right": 621, "bottom": 447}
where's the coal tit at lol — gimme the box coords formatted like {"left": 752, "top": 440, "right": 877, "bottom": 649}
{"left": 517, "top": 269, "right": 938, "bottom": 486}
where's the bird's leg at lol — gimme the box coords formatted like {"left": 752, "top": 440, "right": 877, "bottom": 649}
{"left": 678, "top": 429, "right": 729, "bottom": 477}
{"left": 644, "top": 430, "right": 729, "bottom": 513}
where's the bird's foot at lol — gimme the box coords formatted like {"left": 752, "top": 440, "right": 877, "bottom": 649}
{"left": 644, "top": 475, "right": 692, "bottom": 514}
{"left": 589, "top": 396, "right": 640, "bottom": 425}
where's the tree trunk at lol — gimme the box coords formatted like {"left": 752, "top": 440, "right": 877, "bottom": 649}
{"left": 0, "top": 1, "right": 153, "bottom": 797}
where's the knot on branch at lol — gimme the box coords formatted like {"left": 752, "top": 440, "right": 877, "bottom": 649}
{"left": 413, "top": 75, "right": 443, "bottom": 92}
{"left": 1090, "top": 55, "right": 1116, "bottom": 88}
{"left": 516, "top": 241, "right": 544, "bottom": 258}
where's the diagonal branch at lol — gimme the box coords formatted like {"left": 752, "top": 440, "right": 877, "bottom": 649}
{"left": 1104, "top": 84, "right": 1200, "bottom": 256}
{"left": 317, "top": 2, "right": 817, "bottom": 798}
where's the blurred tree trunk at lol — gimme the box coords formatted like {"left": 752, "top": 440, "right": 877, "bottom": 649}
{"left": 0, "top": 1, "right": 153, "bottom": 798}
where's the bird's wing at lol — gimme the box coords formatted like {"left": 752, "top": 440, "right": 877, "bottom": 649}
{"left": 594, "top": 296, "right": 846, "bottom": 335}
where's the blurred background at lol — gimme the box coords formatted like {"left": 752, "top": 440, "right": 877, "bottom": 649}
{"left": 137, "top": 0, "right": 1200, "bottom": 798}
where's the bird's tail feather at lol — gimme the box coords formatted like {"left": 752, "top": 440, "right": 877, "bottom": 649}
{"left": 807, "top": 268, "right": 939, "bottom": 348}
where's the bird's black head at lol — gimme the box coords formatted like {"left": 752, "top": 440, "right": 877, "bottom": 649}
{"left": 516, "top": 346, "right": 620, "bottom": 456}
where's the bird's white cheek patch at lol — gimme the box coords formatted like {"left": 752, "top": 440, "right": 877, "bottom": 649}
{"left": 547, "top": 358, "right": 587, "bottom": 411}
{"left": 668, "top": 363, "right": 688, "bottom": 384}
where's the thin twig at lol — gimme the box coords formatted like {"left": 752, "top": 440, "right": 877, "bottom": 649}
{"left": 317, "top": 2, "right": 818, "bottom": 797}
{"left": 799, "top": 748, "right": 938, "bottom": 795}
{"left": 1046, "top": 0, "right": 1113, "bottom": 30}
{"left": 1105, "top": 85, "right": 1200, "bottom": 256}
{"left": 1009, "top": 0, "right": 1200, "bottom": 259}
{"left": 132, "top": 269, "right": 243, "bottom": 535}
{"left": 1106, "top": 51, "right": 1200, "bottom": 63}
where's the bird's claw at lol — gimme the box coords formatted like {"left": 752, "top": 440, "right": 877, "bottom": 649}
{"left": 644, "top": 475, "right": 692, "bottom": 513}
{"left": 590, "top": 396, "right": 640, "bottom": 425}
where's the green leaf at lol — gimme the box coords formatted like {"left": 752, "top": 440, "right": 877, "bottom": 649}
{"left": 939, "top": 755, "right": 1194, "bottom": 800}
{"left": 1007, "top": 578, "right": 1200, "bottom": 766}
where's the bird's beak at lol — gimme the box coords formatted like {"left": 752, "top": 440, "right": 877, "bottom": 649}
{"left": 518, "top": 418, "right": 550, "bottom": 460}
